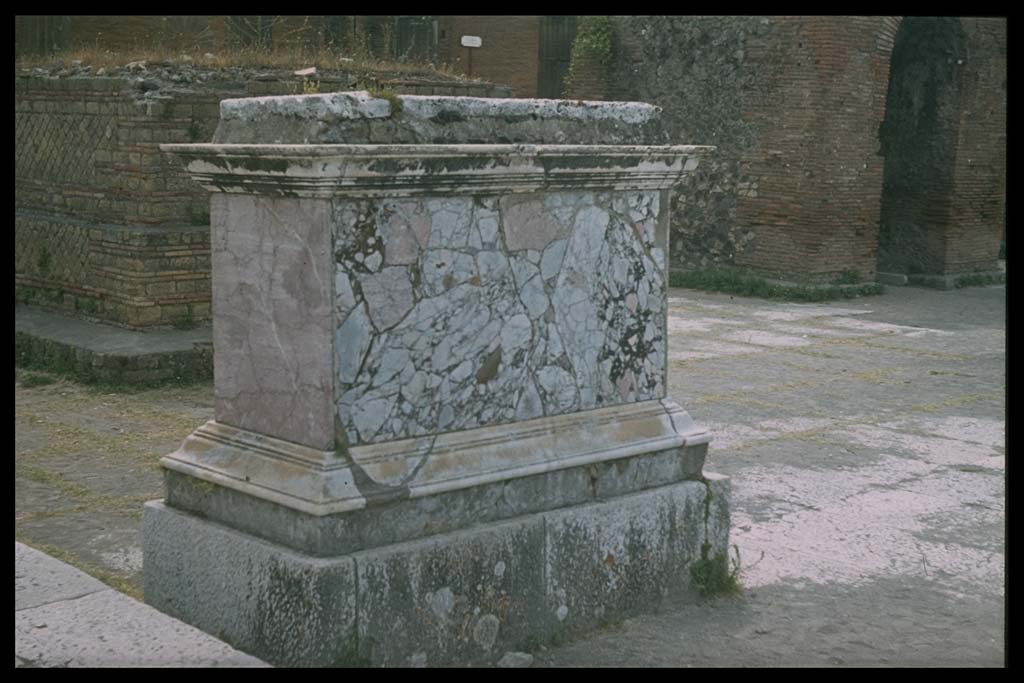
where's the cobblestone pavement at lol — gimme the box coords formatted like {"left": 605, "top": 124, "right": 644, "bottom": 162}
{"left": 14, "top": 284, "right": 1005, "bottom": 667}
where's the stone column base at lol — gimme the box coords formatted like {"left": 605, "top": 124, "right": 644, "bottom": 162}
{"left": 143, "top": 474, "right": 730, "bottom": 667}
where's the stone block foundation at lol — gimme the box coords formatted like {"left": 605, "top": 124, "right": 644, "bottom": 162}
{"left": 144, "top": 474, "right": 729, "bottom": 667}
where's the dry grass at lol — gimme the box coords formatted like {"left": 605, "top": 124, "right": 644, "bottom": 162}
{"left": 15, "top": 45, "right": 475, "bottom": 82}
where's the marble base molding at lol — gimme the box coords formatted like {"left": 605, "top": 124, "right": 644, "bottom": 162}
{"left": 162, "top": 398, "right": 709, "bottom": 516}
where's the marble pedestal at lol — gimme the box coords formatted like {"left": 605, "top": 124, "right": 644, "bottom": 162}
{"left": 144, "top": 92, "right": 729, "bottom": 666}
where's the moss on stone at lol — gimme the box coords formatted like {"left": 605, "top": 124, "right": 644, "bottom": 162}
{"left": 367, "top": 87, "right": 403, "bottom": 117}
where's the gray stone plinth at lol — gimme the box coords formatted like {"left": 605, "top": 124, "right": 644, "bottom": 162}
{"left": 143, "top": 503, "right": 359, "bottom": 667}
{"left": 143, "top": 474, "right": 729, "bottom": 667}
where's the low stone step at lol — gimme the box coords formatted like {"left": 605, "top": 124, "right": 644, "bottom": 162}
{"left": 15, "top": 306, "right": 212, "bottom": 385}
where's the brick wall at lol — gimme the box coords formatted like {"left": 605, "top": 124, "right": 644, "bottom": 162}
{"left": 264, "top": 16, "right": 322, "bottom": 50}
{"left": 562, "top": 17, "right": 610, "bottom": 102}
{"left": 877, "top": 17, "right": 961, "bottom": 275}
{"left": 734, "top": 17, "right": 897, "bottom": 281}
{"left": 438, "top": 17, "right": 539, "bottom": 97}
{"left": 15, "top": 214, "right": 211, "bottom": 327}
{"left": 15, "top": 72, "right": 512, "bottom": 328}
{"left": 607, "top": 16, "right": 897, "bottom": 282}
{"left": 15, "top": 77, "right": 231, "bottom": 226}
{"left": 877, "top": 17, "right": 1005, "bottom": 277}
{"left": 14, "top": 76, "right": 232, "bottom": 328}
{"left": 607, "top": 17, "right": 785, "bottom": 273}
{"left": 64, "top": 16, "right": 321, "bottom": 53}
{"left": 563, "top": 56, "right": 609, "bottom": 102}
{"left": 944, "top": 18, "right": 1006, "bottom": 274}
{"left": 15, "top": 16, "right": 72, "bottom": 54}
{"left": 606, "top": 15, "right": 1004, "bottom": 282}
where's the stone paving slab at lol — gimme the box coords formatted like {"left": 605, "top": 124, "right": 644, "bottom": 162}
{"left": 15, "top": 541, "right": 107, "bottom": 611}
{"left": 14, "top": 542, "right": 269, "bottom": 668}
{"left": 536, "top": 284, "right": 1004, "bottom": 667}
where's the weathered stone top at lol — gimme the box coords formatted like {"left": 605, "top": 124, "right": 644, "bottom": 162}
{"left": 212, "top": 91, "right": 669, "bottom": 145}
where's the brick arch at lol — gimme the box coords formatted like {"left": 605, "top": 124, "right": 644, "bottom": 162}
{"left": 581, "top": 16, "right": 1002, "bottom": 283}
{"left": 878, "top": 17, "right": 1006, "bottom": 280}
{"left": 877, "top": 17, "right": 967, "bottom": 275}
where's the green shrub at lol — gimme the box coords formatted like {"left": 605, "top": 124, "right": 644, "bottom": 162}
{"left": 563, "top": 16, "right": 615, "bottom": 96}
{"left": 669, "top": 268, "right": 884, "bottom": 302}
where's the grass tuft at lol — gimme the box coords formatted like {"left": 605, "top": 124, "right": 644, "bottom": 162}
{"left": 954, "top": 273, "right": 1003, "bottom": 289}
{"left": 690, "top": 544, "right": 743, "bottom": 598}
{"left": 831, "top": 269, "right": 863, "bottom": 285}
{"left": 16, "top": 45, "right": 470, "bottom": 83}
{"left": 669, "top": 268, "right": 884, "bottom": 302}
{"left": 367, "top": 86, "right": 403, "bottom": 115}
{"left": 19, "top": 372, "right": 59, "bottom": 389}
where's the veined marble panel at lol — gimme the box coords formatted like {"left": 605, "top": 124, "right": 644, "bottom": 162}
{"left": 211, "top": 194, "right": 335, "bottom": 450}
{"left": 333, "top": 190, "right": 669, "bottom": 447}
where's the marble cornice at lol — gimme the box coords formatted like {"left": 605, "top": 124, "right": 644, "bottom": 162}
{"left": 160, "top": 143, "right": 713, "bottom": 198}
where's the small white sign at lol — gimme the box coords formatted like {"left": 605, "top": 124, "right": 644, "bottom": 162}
{"left": 460, "top": 35, "right": 482, "bottom": 48}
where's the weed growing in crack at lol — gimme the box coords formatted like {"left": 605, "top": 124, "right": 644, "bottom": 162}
{"left": 690, "top": 543, "right": 743, "bottom": 598}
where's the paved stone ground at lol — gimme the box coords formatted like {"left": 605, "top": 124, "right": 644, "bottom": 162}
{"left": 14, "top": 284, "right": 1005, "bottom": 667}
{"left": 15, "top": 542, "right": 268, "bottom": 667}
{"left": 537, "top": 284, "right": 1005, "bottom": 667}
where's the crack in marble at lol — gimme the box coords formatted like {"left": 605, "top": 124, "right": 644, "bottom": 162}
{"left": 332, "top": 190, "right": 669, "bottom": 447}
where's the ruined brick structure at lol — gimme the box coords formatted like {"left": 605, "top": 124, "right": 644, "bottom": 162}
{"left": 17, "top": 16, "right": 340, "bottom": 55}
{"left": 569, "top": 16, "right": 1006, "bottom": 284}
{"left": 16, "top": 16, "right": 555, "bottom": 98}
{"left": 15, "top": 71, "right": 510, "bottom": 329}
{"left": 15, "top": 78, "right": 223, "bottom": 327}
{"left": 15, "top": 15, "right": 1006, "bottom": 293}
{"left": 731, "top": 17, "right": 898, "bottom": 281}
{"left": 879, "top": 17, "right": 1006, "bottom": 278}
{"left": 943, "top": 18, "right": 1007, "bottom": 276}
{"left": 437, "top": 17, "right": 542, "bottom": 97}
